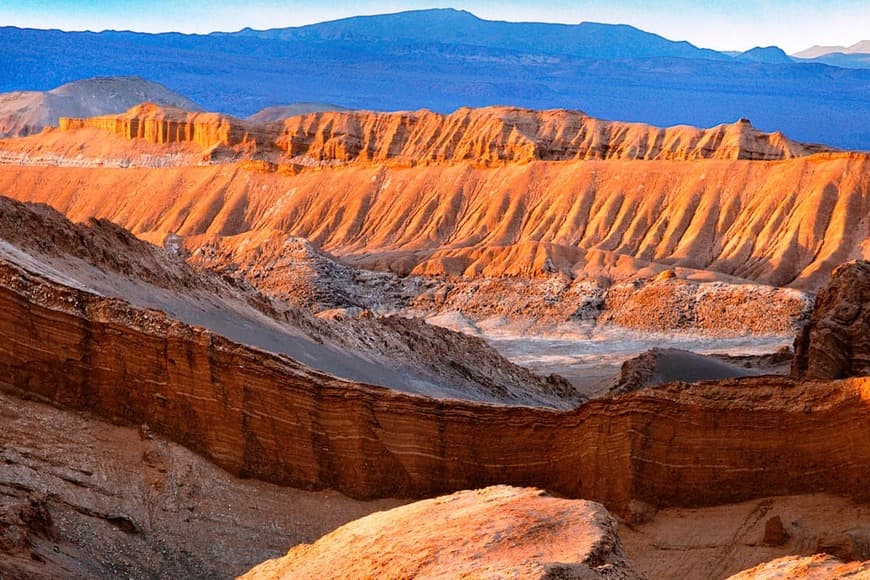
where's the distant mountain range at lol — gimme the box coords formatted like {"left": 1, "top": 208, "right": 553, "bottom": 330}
{"left": 793, "top": 40, "right": 870, "bottom": 58}
{"left": 1, "top": 8, "right": 868, "bottom": 149}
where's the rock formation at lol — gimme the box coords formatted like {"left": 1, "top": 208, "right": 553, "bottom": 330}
{"left": 0, "top": 196, "right": 577, "bottom": 407}
{"left": 1, "top": 251, "right": 867, "bottom": 512}
{"left": 610, "top": 347, "right": 763, "bottom": 394}
{"left": 276, "top": 107, "right": 831, "bottom": 164}
{"left": 0, "top": 77, "right": 202, "bottom": 138}
{"left": 0, "top": 390, "right": 404, "bottom": 578}
{"left": 241, "top": 486, "right": 641, "bottom": 579}
{"left": 59, "top": 103, "right": 272, "bottom": 154}
{"left": 0, "top": 149, "right": 865, "bottom": 290}
{"left": 727, "top": 554, "right": 870, "bottom": 579}
{"left": 792, "top": 260, "right": 870, "bottom": 380}
{"left": 57, "top": 105, "right": 831, "bottom": 166}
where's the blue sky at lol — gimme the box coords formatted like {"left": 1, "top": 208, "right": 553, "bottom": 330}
{"left": 0, "top": 1, "right": 867, "bottom": 53}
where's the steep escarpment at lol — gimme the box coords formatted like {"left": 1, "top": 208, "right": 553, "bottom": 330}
{"left": 792, "top": 260, "right": 870, "bottom": 380}
{"left": 0, "top": 152, "right": 865, "bottom": 290}
{"left": 1, "top": 258, "right": 868, "bottom": 513}
{"left": 59, "top": 103, "right": 271, "bottom": 153}
{"left": 277, "top": 107, "right": 830, "bottom": 164}
{"left": 242, "top": 486, "right": 641, "bottom": 579}
{"left": 58, "top": 105, "right": 831, "bottom": 164}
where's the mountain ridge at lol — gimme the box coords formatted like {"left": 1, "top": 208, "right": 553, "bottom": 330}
{"left": 1, "top": 10, "right": 868, "bottom": 149}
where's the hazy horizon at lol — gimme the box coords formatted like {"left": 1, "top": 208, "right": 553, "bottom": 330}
{"left": 1, "top": 1, "right": 867, "bottom": 54}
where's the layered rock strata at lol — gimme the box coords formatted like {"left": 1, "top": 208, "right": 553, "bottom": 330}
{"left": 59, "top": 103, "right": 271, "bottom": 152}
{"left": 241, "top": 486, "right": 641, "bottom": 579}
{"left": 1, "top": 259, "right": 868, "bottom": 514}
{"left": 0, "top": 196, "right": 575, "bottom": 407}
{"left": 276, "top": 107, "right": 830, "bottom": 164}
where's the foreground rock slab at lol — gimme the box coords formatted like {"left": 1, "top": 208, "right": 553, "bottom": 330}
{"left": 241, "top": 486, "right": 641, "bottom": 579}
{"left": 727, "top": 554, "right": 870, "bottom": 579}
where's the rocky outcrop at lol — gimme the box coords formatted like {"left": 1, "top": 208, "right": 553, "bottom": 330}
{"left": 59, "top": 103, "right": 271, "bottom": 152}
{"left": 792, "top": 260, "right": 870, "bottom": 379}
{"left": 0, "top": 151, "right": 865, "bottom": 290}
{"left": 610, "top": 347, "right": 763, "bottom": 394}
{"left": 727, "top": 554, "right": 870, "bottom": 579}
{"left": 241, "top": 486, "right": 641, "bottom": 579}
{"left": 1, "top": 258, "right": 868, "bottom": 513}
{"left": 601, "top": 277, "right": 812, "bottom": 334}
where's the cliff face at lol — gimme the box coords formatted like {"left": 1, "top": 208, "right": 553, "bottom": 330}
{"left": 1, "top": 259, "right": 868, "bottom": 514}
{"left": 241, "top": 486, "right": 641, "bottom": 579}
{"left": 56, "top": 104, "right": 831, "bottom": 165}
{"left": 0, "top": 152, "right": 866, "bottom": 290}
{"left": 793, "top": 260, "right": 870, "bottom": 379}
{"left": 59, "top": 103, "right": 268, "bottom": 151}
{"left": 277, "top": 107, "right": 830, "bottom": 164}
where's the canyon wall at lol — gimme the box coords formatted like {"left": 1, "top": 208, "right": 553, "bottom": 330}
{"left": 0, "top": 152, "right": 866, "bottom": 289}
{"left": 1, "top": 261, "right": 868, "bottom": 515}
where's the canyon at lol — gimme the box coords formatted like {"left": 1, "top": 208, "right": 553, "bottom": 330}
{"left": 0, "top": 99, "right": 868, "bottom": 579}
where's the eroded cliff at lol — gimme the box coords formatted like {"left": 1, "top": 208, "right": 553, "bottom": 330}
{"left": 57, "top": 104, "right": 832, "bottom": 164}
{"left": 0, "top": 151, "right": 866, "bottom": 290}
{"left": 59, "top": 103, "right": 270, "bottom": 153}
{"left": 1, "top": 257, "right": 868, "bottom": 514}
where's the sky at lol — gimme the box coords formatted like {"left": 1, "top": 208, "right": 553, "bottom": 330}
{"left": 0, "top": 1, "right": 867, "bottom": 54}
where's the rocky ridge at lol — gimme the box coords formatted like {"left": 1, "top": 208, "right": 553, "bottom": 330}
{"left": 0, "top": 196, "right": 578, "bottom": 407}
{"left": 59, "top": 103, "right": 272, "bottom": 159}
{"left": 56, "top": 104, "right": 832, "bottom": 165}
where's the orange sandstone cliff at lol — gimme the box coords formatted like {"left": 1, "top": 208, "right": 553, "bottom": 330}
{"left": 58, "top": 105, "right": 831, "bottom": 164}
{"left": 0, "top": 152, "right": 865, "bottom": 290}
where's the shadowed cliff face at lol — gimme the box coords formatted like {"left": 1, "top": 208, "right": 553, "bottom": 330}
{"left": 1, "top": 257, "right": 868, "bottom": 515}
{"left": 793, "top": 260, "right": 870, "bottom": 380}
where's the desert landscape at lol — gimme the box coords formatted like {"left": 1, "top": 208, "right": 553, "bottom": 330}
{"left": 0, "top": 4, "right": 868, "bottom": 579}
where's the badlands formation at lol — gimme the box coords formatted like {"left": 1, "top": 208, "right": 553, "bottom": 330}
{"left": 0, "top": 101, "right": 867, "bottom": 578}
